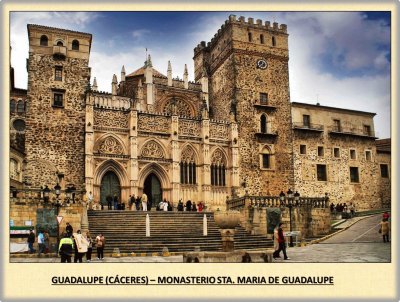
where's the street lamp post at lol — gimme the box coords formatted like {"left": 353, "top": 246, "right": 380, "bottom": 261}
{"left": 287, "top": 188, "right": 294, "bottom": 247}
{"left": 65, "top": 186, "right": 72, "bottom": 205}
{"left": 43, "top": 185, "right": 50, "bottom": 204}
{"left": 53, "top": 183, "right": 62, "bottom": 247}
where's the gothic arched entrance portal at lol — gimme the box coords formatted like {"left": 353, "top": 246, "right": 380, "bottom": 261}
{"left": 143, "top": 173, "right": 162, "bottom": 209}
{"left": 100, "top": 171, "right": 121, "bottom": 206}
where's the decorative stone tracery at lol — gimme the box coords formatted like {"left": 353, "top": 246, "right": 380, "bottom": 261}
{"left": 138, "top": 114, "right": 170, "bottom": 133}
{"left": 98, "top": 137, "right": 124, "bottom": 155}
{"left": 181, "top": 146, "right": 196, "bottom": 163}
{"left": 163, "top": 98, "right": 195, "bottom": 117}
{"left": 141, "top": 141, "right": 165, "bottom": 159}
{"left": 211, "top": 149, "right": 226, "bottom": 165}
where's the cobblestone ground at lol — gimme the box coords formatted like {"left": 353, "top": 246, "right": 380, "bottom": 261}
{"left": 274, "top": 214, "right": 391, "bottom": 263}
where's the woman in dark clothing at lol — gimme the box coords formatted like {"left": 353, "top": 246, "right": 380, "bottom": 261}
{"left": 185, "top": 200, "right": 192, "bottom": 212}
{"left": 191, "top": 203, "right": 197, "bottom": 211}
{"left": 177, "top": 200, "right": 184, "bottom": 211}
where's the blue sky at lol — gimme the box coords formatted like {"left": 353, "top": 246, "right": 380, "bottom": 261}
{"left": 10, "top": 11, "right": 391, "bottom": 138}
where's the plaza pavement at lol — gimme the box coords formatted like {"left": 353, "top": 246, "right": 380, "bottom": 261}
{"left": 10, "top": 214, "right": 390, "bottom": 263}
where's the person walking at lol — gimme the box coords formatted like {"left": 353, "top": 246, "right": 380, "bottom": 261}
{"left": 141, "top": 193, "right": 148, "bottom": 211}
{"left": 58, "top": 233, "right": 74, "bottom": 263}
{"left": 96, "top": 233, "right": 105, "bottom": 260}
{"left": 37, "top": 230, "right": 45, "bottom": 256}
{"left": 106, "top": 195, "right": 113, "bottom": 210}
{"left": 113, "top": 194, "right": 119, "bottom": 210}
{"left": 379, "top": 218, "right": 390, "bottom": 243}
{"left": 27, "top": 229, "right": 36, "bottom": 253}
{"left": 85, "top": 232, "right": 93, "bottom": 262}
{"left": 73, "top": 230, "right": 88, "bottom": 263}
{"left": 44, "top": 230, "right": 50, "bottom": 254}
{"left": 135, "top": 195, "right": 141, "bottom": 211}
{"left": 273, "top": 223, "right": 290, "bottom": 260}
{"left": 185, "top": 200, "right": 192, "bottom": 212}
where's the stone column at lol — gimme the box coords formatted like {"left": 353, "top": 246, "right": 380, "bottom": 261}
{"left": 229, "top": 120, "right": 239, "bottom": 196}
{"left": 129, "top": 110, "right": 139, "bottom": 196}
{"left": 201, "top": 118, "right": 211, "bottom": 206}
{"left": 171, "top": 115, "right": 180, "bottom": 203}
{"left": 85, "top": 93, "right": 94, "bottom": 197}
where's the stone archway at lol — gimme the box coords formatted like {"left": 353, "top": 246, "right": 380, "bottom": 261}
{"left": 143, "top": 173, "right": 162, "bottom": 210}
{"left": 100, "top": 171, "right": 121, "bottom": 206}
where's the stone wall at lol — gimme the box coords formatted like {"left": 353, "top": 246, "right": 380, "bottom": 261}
{"left": 25, "top": 25, "right": 91, "bottom": 191}
{"left": 292, "top": 104, "right": 380, "bottom": 210}
{"left": 376, "top": 151, "right": 391, "bottom": 208}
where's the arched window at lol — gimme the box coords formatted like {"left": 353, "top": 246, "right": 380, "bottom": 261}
{"left": 180, "top": 147, "right": 197, "bottom": 185}
{"left": 17, "top": 100, "right": 25, "bottom": 113}
{"left": 57, "top": 41, "right": 64, "bottom": 47}
{"left": 260, "top": 115, "right": 267, "bottom": 133}
{"left": 40, "top": 35, "right": 48, "bottom": 46}
{"left": 72, "top": 39, "right": 79, "bottom": 51}
{"left": 10, "top": 159, "right": 19, "bottom": 180}
{"left": 260, "top": 145, "right": 274, "bottom": 169}
{"left": 10, "top": 99, "right": 16, "bottom": 113}
{"left": 272, "top": 36, "right": 276, "bottom": 47}
{"left": 248, "top": 32, "right": 252, "bottom": 42}
{"left": 211, "top": 149, "right": 226, "bottom": 186}
{"left": 260, "top": 34, "right": 265, "bottom": 44}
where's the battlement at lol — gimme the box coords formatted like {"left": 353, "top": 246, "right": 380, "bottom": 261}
{"left": 194, "top": 15, "right": 287, "bottom": 55}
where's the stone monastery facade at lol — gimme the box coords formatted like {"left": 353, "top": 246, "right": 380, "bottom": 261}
{"left": 11, "top": 15, "right": 390, "bottom": 211}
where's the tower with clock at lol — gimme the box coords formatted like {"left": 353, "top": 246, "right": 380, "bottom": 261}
{"left": 194, "top": 14, "right": 294, "bottom": 196}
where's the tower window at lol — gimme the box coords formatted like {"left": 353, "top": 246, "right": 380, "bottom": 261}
{"left": 40, "top": 35, "right": 48, "bottom": 46}
{"left": 303, "top": 115, "right": 310, "bottom": 128}
{"left": 260, "top": 115, "right": 267, "bottom": 133}
{"left": 262, "top": 154, "right": 270, "bottom": 169}
{"left": 56, "top": 41, "right": 64, "bottom": 47}
{"left": 300, "top": 145, "right": 306, "bottom": 155}
{"left": 55, "top": 66, "right": 63, "bottom": 81}
{"left": 333, "top": 147, "right": 340, "bottom": 158}
{"left": 260, "top": 93, "right": 268, "bottom": 105}
{"left": 10, "top": 99, "right": 16, "bottom": 113}
{"left": 52, "top": 91, "right": 65, "bottom": 108}
{"left": 72, "top": 39, "right": 80, "bottom": 51}
{"left": 260, "top": 145, "right": 274, "bottom": 170}
{"left": 248, "top": 32, "right": 252, "bottom": 42}
{"left": 380, "top": 164, "right": 389, "bottom": 178}
{"left": 17, "top": 100, "right": 25, "bottom": 113}
{"left": 365, "top": 150, "right": 372, "bottom": 161}
{"left": 333, "top": 119, "right": 341, "bottom": 132}
{"left": 272, "top": 36, "right": 276, "bottom": 46}
{"left": 317, "top": 164, "right": 327, "bottom": 181}
{"left": 363, "top": 125, "right": 371, "bottom": 136}
{"left": 350, "top": 167, "right": 359, "bottom": 183}
{"left": 350, "top": 149, "right": 356, "bottom": 160}
{"left": 318, "top": 146, "right": 324, "bottom": 157}
{"left": 260, "top": 34, "right": 265, "bottom": 44}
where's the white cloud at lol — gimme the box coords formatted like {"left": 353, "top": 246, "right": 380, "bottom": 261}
{"left": 10, "top": 12, "right": 391, "bottom": 138}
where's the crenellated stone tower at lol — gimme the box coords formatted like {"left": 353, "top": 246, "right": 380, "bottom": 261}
{"left": 194, "top": 15, "right": 294, "bottom": 196}
{"left": 25, "top": 24, "right": 92, "bottom": 193}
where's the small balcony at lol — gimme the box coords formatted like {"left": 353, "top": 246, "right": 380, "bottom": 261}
{"left": 255, "top": 131, "right": 278, "bottom": 139}
{"left": 328, "top": 126, "right": 376, "bottom": 139}
{"left": 292, "top": 122, "right": 324, "bottom": 132}
{"left": 53, "top": 46, "right": 67, "bottom": 59}
{"left": 253, "top": 101, "right": 277, "bottom": 111}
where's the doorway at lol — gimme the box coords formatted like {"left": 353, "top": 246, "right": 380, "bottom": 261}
{"left": 143, "top": 173, "right": 162, "bottom": 209}
{"left": 100, "top": 171, "right": 121, "bottom": 206}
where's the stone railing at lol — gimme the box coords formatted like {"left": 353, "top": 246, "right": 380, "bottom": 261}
{"left": 9, "top": 188, "right": 85, "bottom": 206}
{"left": 226, "top": 195, "right": 329, "bottom": 210}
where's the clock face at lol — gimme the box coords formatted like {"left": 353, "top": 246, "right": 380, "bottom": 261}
{"left": 257, "top": 59, "right": 268, "bottom": 70}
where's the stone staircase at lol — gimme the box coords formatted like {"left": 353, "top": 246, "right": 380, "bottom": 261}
{"left": 87, "top": 211, "right": 273, "bottom": 254}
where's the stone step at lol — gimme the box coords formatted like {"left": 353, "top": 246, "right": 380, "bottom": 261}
{"left": 87, "top": 210, "right": 273, "bottom": 253}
